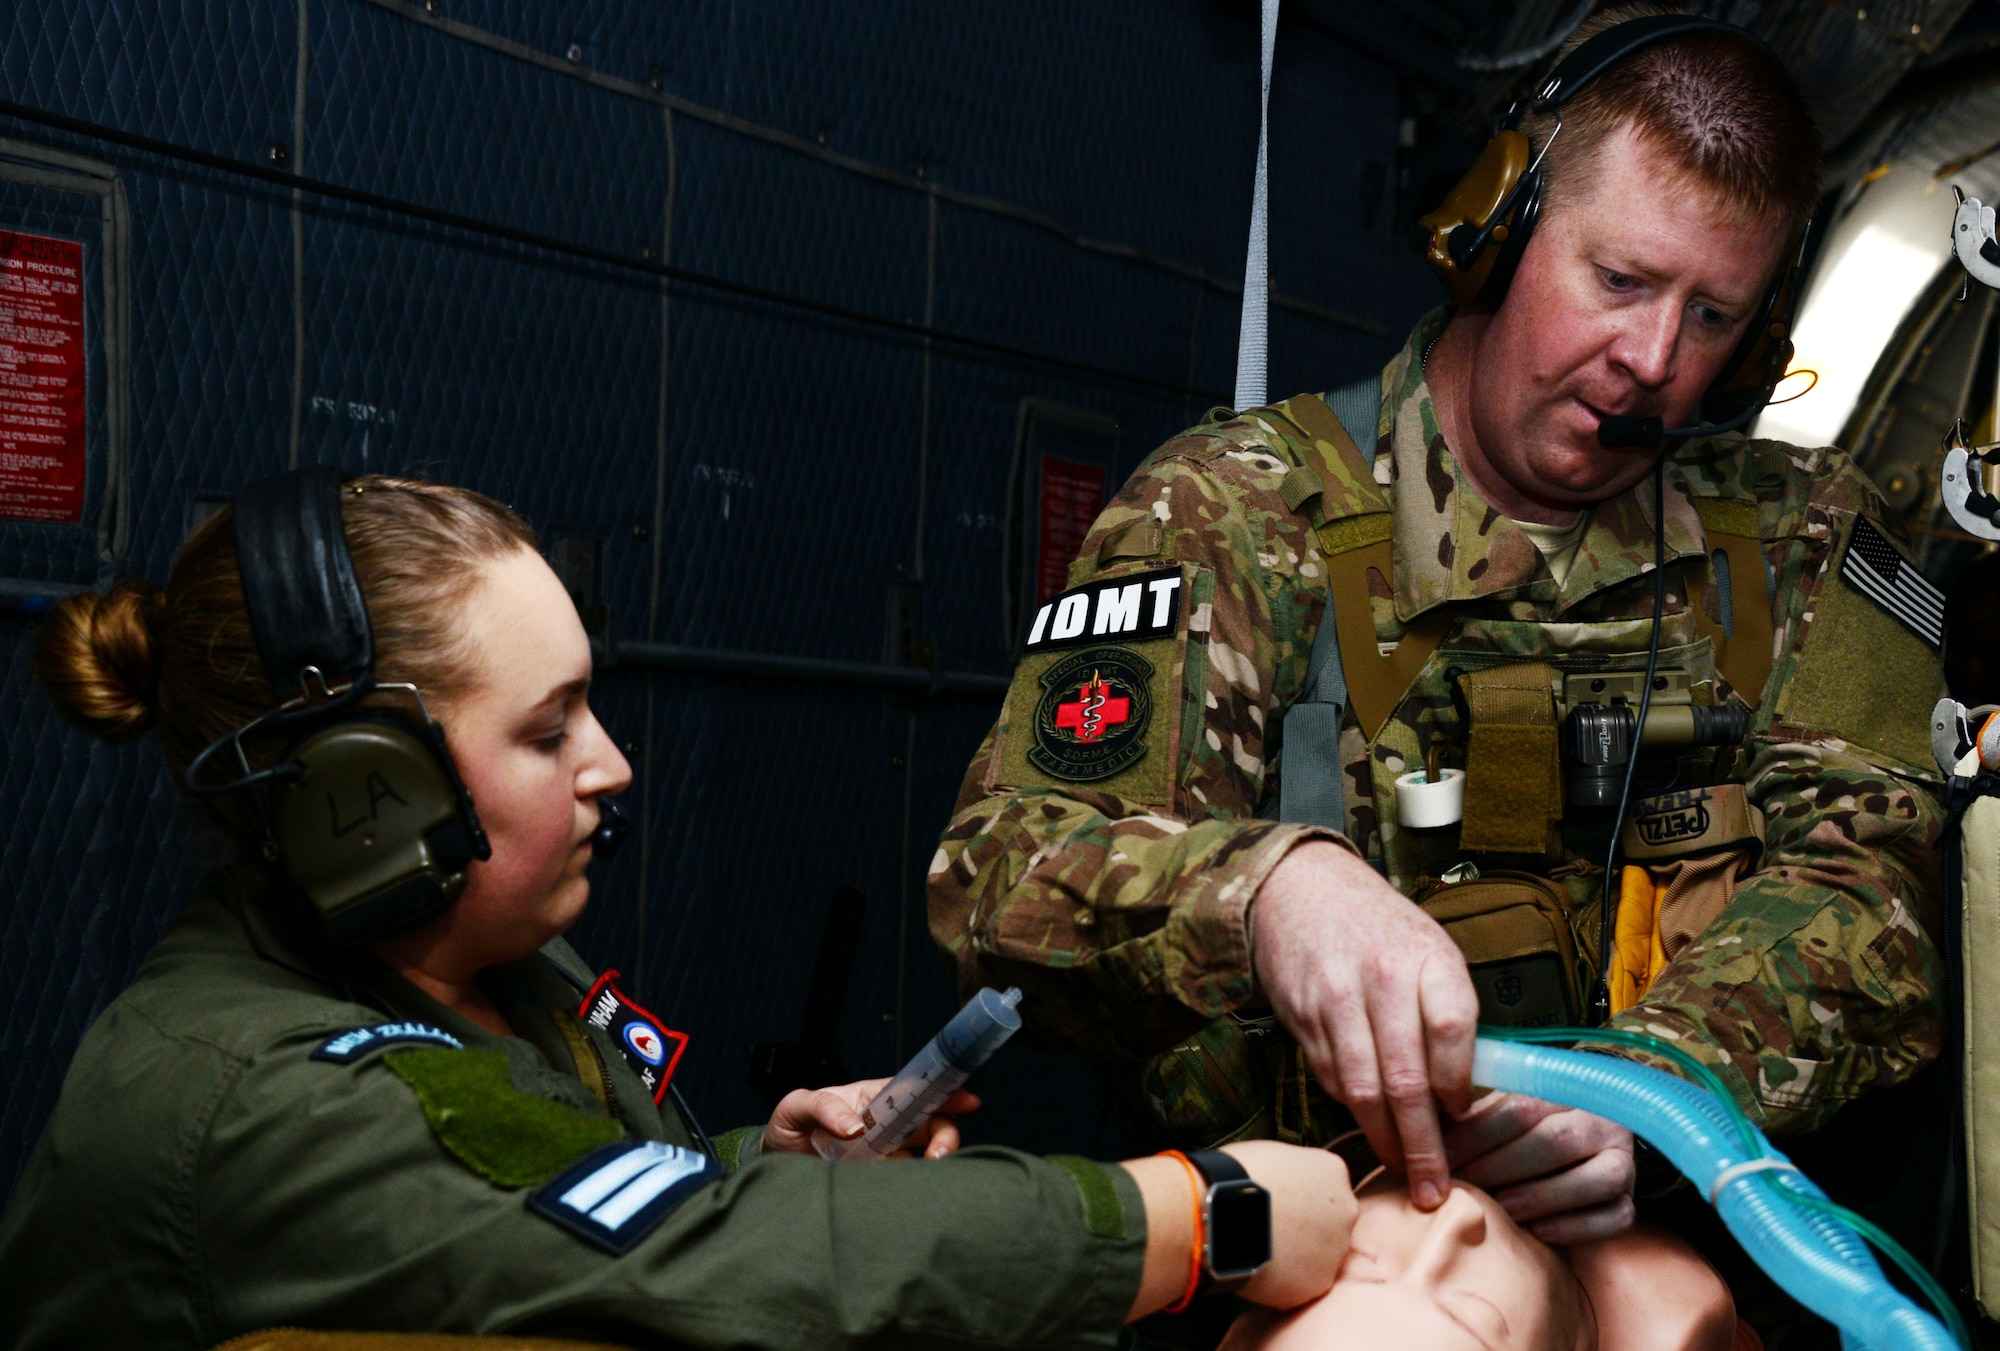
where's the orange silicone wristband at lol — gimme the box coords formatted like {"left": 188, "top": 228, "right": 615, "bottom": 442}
{"left": 1157, "top": 1149, "right": 1206, "bottom": 1315}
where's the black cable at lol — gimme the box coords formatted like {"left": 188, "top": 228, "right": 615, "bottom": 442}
{"left": 1591, "top": 456, "right": 1669, "bottom": 1024}
{"left": 0, "top": 97, "right": 1227, "bottom": 404}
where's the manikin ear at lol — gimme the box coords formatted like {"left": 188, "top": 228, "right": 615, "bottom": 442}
{"left": 1568, "top": 1224, "right": 1739, "bottom": 1351}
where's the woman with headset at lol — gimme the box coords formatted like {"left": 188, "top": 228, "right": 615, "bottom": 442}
{"left": 0, "top": 471, "right": 1353, "bottom": 1349}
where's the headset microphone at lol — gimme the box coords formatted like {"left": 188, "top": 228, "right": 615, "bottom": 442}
{"left": 590, "top": 797, "right": 631, "bottom": 859}
{"left": 1596, "top": 400, "right": 1765, "bottom": 450}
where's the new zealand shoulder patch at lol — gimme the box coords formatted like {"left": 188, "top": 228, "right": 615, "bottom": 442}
{"left": 1029, "top": 646, "right": 1155, "bottom": 781}
{"left": 311, "top": 1021, "right": 462, "bottom": 1064}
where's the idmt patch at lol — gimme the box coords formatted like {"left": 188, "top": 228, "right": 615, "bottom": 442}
{"left": 1029, "top": 646, "right": 1154, "bottom": 781}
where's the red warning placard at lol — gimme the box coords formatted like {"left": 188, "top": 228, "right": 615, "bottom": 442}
{"left": 1036, "top": 456, "right": 1108, "bottom": 606}
{"left": 0, "top": 230, "right": 86, "bottom": 524}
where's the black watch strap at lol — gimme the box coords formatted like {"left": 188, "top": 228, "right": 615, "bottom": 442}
{"left": 1188, "top": 1148, "right": 1249, "bottom": 1185}
{"left": 1187, "top": 1149, "right": 1270, "bottom": 1295}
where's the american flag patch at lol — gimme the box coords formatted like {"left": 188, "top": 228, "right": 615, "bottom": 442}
{"left": 1840, "top": 517, "right": 1944, "bottom": 650}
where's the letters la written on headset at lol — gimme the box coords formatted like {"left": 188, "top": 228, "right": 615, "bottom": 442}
{"left": 1024, "top": 567, "right": 1181, "bottom": 654}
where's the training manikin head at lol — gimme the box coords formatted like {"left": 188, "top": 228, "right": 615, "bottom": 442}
{"left": 1220, "top": 1179, "right": 1738, "bottom": 1351}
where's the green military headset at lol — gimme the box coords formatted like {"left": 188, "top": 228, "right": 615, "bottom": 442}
{"left": 182, "top": 466, "right": 492, "bottom": 944}
{"left": 1415, "top": 13, "right": 1806, "bottom": 446}
{"left": 184, "top": 468, "right": 629, "bottom": 945}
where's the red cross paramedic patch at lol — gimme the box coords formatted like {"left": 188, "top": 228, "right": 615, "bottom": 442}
{"left": 1029, "top": 646, "right": 1154, "bottom": 781}
{"left": 1054, "top": 673, "right": 1131, "bottom": 742}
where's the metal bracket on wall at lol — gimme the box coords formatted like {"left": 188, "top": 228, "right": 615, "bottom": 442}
{"left": 0, "top": 574, "right": 87, "bottom": 615}
{"left": 0, "top": 137, "right": 132, "bottom": 566}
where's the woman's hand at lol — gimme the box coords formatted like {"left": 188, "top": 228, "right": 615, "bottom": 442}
{"left": 1121, "top": 1142, "right": 1357, "bottom": 1320}
{"left": 762, "top": 1078, "right": 981, "bottom": 1160}
{"left": 1226, "top": 1141, "right": 1359, "bottom": 1309}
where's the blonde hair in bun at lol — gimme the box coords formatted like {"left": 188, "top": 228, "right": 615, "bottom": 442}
{"left": 34, "top": 576, "right": 167, "bottom": 741}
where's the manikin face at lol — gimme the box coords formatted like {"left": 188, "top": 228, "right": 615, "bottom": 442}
{"left": 1224, "top": 1180, "right": 1740, "bottom": 1351}
{"left": 1452, "top": 121, "right": 1790, "bottom": 514}
{"left": 398, "top": 548, "right": 632, "bottom": 973}
{"left": 1226, "top": 1181, "right": 1590, "bottom": 1351}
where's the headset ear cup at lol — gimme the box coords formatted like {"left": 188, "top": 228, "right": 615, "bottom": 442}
{"left": 272, "top": 716, "right": 476, "bottom": 943}
{"left": 1418, "top": 130, "right": 1534, "bottom": 308}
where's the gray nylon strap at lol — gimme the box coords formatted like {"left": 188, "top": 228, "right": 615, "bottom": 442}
{"left": 1273, "top": 376, "right": 1381, "bottom": 829}
{"left": 1278, "top": 599, "right": 1351, "bottom": 827}
{"left": 1232, "top": 0, "right": 1279, "bottom": 410}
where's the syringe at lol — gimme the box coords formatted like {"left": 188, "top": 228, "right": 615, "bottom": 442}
{"left": 823, "top": 986, "right": 1023, "bottom": 1160}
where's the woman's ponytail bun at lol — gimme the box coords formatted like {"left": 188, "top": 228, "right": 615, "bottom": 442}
{"left": 34, "top": 577, "right": 167, "bottom": 741}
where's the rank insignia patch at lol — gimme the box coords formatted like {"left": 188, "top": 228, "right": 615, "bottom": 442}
{"left": 528, "top": 1139, "right": 722, "bottom": 1254}
{"left": 1029, "top": 646, "right": 1155, "bottom": 781}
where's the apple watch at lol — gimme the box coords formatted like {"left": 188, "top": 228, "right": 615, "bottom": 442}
{"left": 1187, "top": 1148, "right": 1272, "bottom": 1295}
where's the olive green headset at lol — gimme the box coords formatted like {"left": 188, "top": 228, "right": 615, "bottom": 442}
{"left": 1413, "top": 13, "right": 1806, "bottom": 445}
{"left": 181, "top": 467, "right": 493, "bottom": 943}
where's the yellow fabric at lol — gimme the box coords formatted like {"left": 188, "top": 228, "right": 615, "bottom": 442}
{"left": 1611, "top": 866, "right": 1659, "bottom": 1015}
{"left": 1610, "top": 847, "right": 1759, "bottom": 1014}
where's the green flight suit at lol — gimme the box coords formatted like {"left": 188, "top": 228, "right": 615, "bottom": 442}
{"left": 930, "top": 307, "right": 1947, "bottom": 1148}
{"left": 0, "top": 865, "right": 1143, "bottom": 1349}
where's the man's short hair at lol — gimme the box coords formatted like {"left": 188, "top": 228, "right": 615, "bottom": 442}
{"left": 1519, "top": 3, "right": 1822, "bottom": 236}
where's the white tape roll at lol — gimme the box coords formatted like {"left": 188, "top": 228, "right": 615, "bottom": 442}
{"left": 1395, "top": 767, "right": 1465, "bottom": 829}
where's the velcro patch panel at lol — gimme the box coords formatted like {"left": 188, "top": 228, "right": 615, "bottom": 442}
{"left": 1024, "top": 566, "right": 1181, "bottom": 653}
{"left": 529, "top": 1139, "right": 723, "bottom": 1255}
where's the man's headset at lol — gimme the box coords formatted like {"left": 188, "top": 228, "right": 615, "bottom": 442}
{"left": 184, "top": 467, "right": 628, "bottom": 945}
{"left": 1414, "top": 13, "right": 1807, "bottom": 451}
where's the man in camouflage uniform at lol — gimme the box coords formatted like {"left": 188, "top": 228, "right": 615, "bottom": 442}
{"left": 930, "top": 9, "right": 1945, "bottom": 1246}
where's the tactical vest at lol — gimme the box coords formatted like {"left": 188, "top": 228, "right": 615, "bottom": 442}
{"left": 1135, "top": 391, "right": 1781, "bottom": 1149}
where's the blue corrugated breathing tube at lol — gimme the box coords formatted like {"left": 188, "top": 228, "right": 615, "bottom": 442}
{"left": 1473, "top": 1028, "right": 1964, "bottom": 1351}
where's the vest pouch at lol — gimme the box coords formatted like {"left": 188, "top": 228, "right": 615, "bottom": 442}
{"left": 1137, "top": 1014, "right": 1272, "bottom": 1147}
{"left": 1416, "top": 871, "right": 1582, "bottom": 1028}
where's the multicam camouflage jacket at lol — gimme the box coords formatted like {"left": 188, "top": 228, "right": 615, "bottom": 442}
{"left": 930, "top": 308, "right": 1947, "bottom": 1146}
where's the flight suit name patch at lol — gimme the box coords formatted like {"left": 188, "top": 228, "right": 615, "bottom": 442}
{"left": 1029, "top": 646, "right": 1156, "bottom": 781}
{"left": 579, "top": 969, "right": 688, "bottom": 1104}
{"left": 1024, "top": 567, "right": 1181, "bottom": 653}
{"left": 311, "top": 1021, "right": 462, "bottom": 1064}
{"left": 528, "top": 1139, "right": 723, "bottom": 1254}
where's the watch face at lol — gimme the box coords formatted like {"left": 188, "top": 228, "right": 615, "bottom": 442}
{"left": 1208, "top": 1181, "right": 1273, "bottom": 1278}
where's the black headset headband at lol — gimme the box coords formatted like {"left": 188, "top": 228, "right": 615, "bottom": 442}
{"left": 233, "top": 466, "right": 374, "bottom": 703}
{"left": 1518, "top": 14, "right": 1773, "bottom": 122}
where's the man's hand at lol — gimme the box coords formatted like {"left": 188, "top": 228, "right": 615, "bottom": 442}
{"left": 763, "top": 1079, "right": 980, "bottom": 1160}
{"left": 1251, "top": 841, "right": 1480, "bottom": 1210}
{"left": 1444, "top": 1091, "right": 1635, "bottom": 1243}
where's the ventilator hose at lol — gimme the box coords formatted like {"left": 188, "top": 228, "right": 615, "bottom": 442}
{"left": 1472, "top": 1037, "right": 1960, "bottom": 1351}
